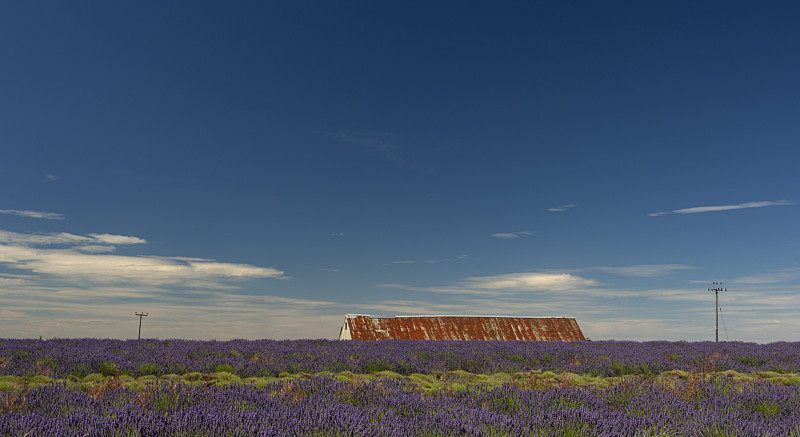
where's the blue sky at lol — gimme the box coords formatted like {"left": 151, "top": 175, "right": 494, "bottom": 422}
{"left": 1, "top": 1, "right": 799, "bottom": 341}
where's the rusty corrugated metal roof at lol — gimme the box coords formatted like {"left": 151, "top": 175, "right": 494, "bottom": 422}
{"left": 339, "top": 315, "right": 586, "bottom": 341}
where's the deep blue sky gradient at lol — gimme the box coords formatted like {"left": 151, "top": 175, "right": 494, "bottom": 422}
{"left": 1, "top": 1, "right": 799, "bottom": 341}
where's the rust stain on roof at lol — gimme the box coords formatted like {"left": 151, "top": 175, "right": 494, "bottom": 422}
{"left": 339, "top": 315, "right": 586, "bottom": 341}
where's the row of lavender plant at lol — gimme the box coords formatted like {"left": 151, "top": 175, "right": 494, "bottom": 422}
{"left": 2, "top": 375, "right": 800, "bottom": 436}
{"left": 2, "top": 339, "right": 800, "bottom": 378}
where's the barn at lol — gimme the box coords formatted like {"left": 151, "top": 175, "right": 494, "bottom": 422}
{"left": 338, "top": 314, "right": 587, "bottom": 341}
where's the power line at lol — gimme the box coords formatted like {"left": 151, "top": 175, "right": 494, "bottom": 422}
{"left": 718, "top": 296, "right": 729, "bottom": 341}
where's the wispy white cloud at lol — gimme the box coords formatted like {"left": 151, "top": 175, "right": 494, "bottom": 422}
{"left": 461, "top": 272, "right": 598, "bottom": 291}
{"left": 45, "top": 174, "right": 59, "bottom": 182}
{"left": 732, "top": 268, "right": 800, "bottom": 285}
{"left": 384, "top": 272, "right": 599, "bottom": 296}
{"left": 593, "top": 264, "right": 697, "bottom": 277}
{"left": 354, "top": 299, "right": 473, "bottom": 316}
{"left": 388, "top": 254, "right": 469, "bottom": 265}
{"left": 648, "top": 200, "right": 793, "bottom": 216}
{"left": 0, "top": 274, "right": 29, "bottom": 285}
{"left": 631, "top": 288, "right": 709, "bottom": 302}
{"left": 88, "top": 233, "right": 147, "bottom": 245}
{"left": 547, "top": 204, "right": 575, "bottom": 212}
{"left": 491, "top": 231, "right": 533, "bottom": 239}
{"left": 0, "top": 230, "right": 284, "bottom": 287}
{"left": 377, "top": 283, "right": 411, "bottom": 289}
{"left": 0, "top": 309, "right": 26, "bottom": 319}
{"left": 0, "top": 230, "right": 145, "bottom": 246}
{"left": 74, "top": 245, "right": 117, "bottom": 253}
{"left": 184, "top": 260, "right": 282, "bottom": 278}
{"left": 0, "top": 209, "right": 65, "bottom": 220}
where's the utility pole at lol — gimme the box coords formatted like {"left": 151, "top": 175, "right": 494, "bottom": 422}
{"left": 135, "top": 312, "right": 148, "bottom": 340}
{"left": 707, "top": 283, "right": 726, "bottom": 342}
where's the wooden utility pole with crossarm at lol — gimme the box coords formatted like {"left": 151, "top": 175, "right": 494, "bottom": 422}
{"left": 707, "top": 283, "right": 726, "bottom": 342}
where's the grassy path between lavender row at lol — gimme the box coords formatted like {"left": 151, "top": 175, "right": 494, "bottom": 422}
{"left": 3, "top": 369, "right": 800, "bottom": 393}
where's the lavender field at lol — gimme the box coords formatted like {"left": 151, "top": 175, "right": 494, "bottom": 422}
{"left": 3, "top": 339, "right": 800, "bottom": 378}
{"left": 3, "top": 339, "right": 800, "bottom": 436}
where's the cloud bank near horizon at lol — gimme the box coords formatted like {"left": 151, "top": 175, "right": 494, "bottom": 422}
{"left": 0, "top": 228, "right": 319, "bottom": 340}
